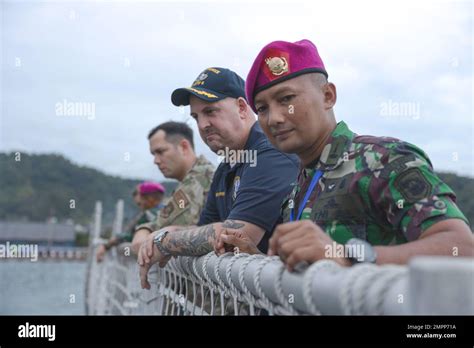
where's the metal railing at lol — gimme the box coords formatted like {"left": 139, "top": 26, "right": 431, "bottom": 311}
{"left": 85, "top": 201, "right": 474, "bottom": 315}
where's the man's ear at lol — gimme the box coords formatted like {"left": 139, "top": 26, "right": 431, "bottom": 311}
{"left": 237, "top": 97, "right": 249, "bottom": 119}
{"left": 323, "top": 82, "right": 337, "bottom": 110}
{"left": 179, "top": 138, "right": 191, "bottom": 154}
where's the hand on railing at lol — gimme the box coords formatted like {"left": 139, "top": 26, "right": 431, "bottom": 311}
{"left": 215, "top": 229, "right": 262, "bottom": 256}
{"left": 268, "top": 220, "right": 351, "bottom": 271}
{"left": 137, "top": 230, "right": 171, "bottom": 290}
{"left": 96, "top": 244, "right": 107, "bottom": 263}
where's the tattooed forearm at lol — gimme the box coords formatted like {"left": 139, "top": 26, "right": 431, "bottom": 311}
{"left": 155, "top": 225, "right": 189, "bottom": 233}
{"left": 222, "top": 220, "right": 245, "bottom": 229}
{"left": 162, "top": 224, "right": 217, "bottom": 257}
{"left": 159, "top": 221, "right": 246, "bottom": 257}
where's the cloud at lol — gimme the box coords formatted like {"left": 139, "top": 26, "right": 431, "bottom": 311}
{"left": 1, "top": 0, "right": 472, "bottom": 179}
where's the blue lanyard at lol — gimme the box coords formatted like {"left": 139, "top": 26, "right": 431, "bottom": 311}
{"left": 290, "top": 170, "right": 323, "bottom": 222}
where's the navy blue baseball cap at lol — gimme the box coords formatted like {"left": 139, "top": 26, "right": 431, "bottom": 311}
{"left": 171, "top": 67, "right": 247, "bottom": 106}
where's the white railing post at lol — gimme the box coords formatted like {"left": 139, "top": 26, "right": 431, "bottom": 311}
{"left": 85, "top": 201, "right": 103, "bottom": 315}
{"left": 112, "top": 199, "right": 124, "bottom": 237}
{"left": 93, "top": 201, "right": 102, "bottom": 241}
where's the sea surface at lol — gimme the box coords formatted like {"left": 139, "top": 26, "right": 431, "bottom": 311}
{"left": 0, "top": 260, "right": 87, "bottom": 315}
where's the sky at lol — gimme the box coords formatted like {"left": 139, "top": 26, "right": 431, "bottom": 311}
{"left": 1, "top": 0, "right": 473, "bottom": 182}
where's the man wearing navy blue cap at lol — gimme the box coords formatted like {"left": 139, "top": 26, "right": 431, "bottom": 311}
{"left": 137, "top": 67, "right": 299, "bottom": 289}
{"left": 171, "top": 67, "right": 247, "bottom": 107}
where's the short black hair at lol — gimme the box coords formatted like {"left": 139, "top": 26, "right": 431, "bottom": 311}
{"left": 148, "top": 121, "right": 195, "bottom": 150}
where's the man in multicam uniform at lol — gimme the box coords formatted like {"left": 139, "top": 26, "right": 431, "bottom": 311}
{"left": 217, "top": 39, "right": 473, "bottom": 270}
{"left": 131, "top": 121, "right": 214, "bottom": 255}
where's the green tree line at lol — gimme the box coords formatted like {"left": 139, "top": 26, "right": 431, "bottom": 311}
{"left": 0, "top": 152, "right": 472, "bottom": 230}
{"left": 0, "top": 152, "right": 177, "bottom": 225}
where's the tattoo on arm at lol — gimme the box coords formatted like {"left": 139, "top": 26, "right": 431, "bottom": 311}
{"left": 222, "top": 220, "right": 245, "bottom": 229}
{"left": 161, "top": 220, "right": 245, "bottom": 257}
{"left": 162, "top": 224, "right": 217, "bottom": 256}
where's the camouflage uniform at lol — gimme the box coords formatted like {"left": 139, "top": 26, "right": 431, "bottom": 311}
{"left": 281, "top": 121, "right": 469, "bottom": 245}
{"left": 137, "top": 155, "right": 215, "bottom": 232}
{"left": 115, "top": 208, "right": 160, "bottom": 243}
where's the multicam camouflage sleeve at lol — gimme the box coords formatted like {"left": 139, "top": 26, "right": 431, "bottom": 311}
{"left": 136, "top": 155, "right": 214, "bottom": 232}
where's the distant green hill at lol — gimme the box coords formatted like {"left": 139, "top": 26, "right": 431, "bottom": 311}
{"left": 0, "top": 152, "right": 178, "bottom": 225}
{"left": 0, "top": 152, "right": 472, "bottom": 230}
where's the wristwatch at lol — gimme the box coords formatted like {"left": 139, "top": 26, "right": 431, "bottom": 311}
{"left": 153, "top": 230, "right": 172, "bottom": 257}
{"left": 345, "top": 238, "right": 377, "bottom": 264}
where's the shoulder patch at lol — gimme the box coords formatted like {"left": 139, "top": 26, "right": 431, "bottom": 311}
{"left": 160, "top": 201, "right": 174, "bottom": 219}
{"left": 394, "top": 168, "right": 432, "bottom": 203}
{"left": 232, "top": 176, "right": 241, "bottom": 200}
{"left": 173, "top": 189, "right": 190, "bottom": 209}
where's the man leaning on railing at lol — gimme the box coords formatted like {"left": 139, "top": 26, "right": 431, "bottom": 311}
{"left": 137, "top": 67, "right": 299, "bottom": 289}
{"left": 130, "top": 121, "right": 214, "bottom": 255}
{"left": 217, "top": 39, "right": 474, "bottom": 270}
{"left": 96, "top": 182, "right": 165, "bottom": 262}
{"left": 138, "top": 40, "right": 473, "bottom": 286}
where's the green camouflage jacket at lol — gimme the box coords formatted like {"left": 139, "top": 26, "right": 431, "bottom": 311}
{"left": 281, "top": 121, "right": 469, "bottom": 245}
{"left": 116, "top": 208, "right": 158, "bottom": 243}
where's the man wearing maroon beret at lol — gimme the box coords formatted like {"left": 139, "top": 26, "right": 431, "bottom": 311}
{"left": 96, "top": 182, "right": 165, "bottom": 262}
{"left": 216, "top": 39, "right": 473, "bottom": 270}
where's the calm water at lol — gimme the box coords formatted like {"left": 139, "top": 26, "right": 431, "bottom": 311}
{"left": 0, "top": 260, "right": 87, "bottom": 315}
